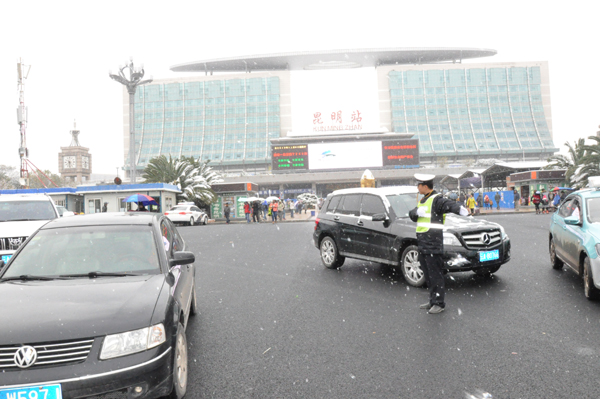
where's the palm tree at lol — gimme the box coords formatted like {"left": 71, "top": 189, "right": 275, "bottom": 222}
{"left": 142, "top": 155, "right": 222, "bottom": 207}
{"left": 574, "top": 136, "right": 600, "bottom": 188}
{"left": 545, "top": 138, "right": 586, "bottom": 187}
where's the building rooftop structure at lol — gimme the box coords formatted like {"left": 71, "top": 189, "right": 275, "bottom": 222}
{"left": 170, "top": 47, "right": 498, "bottom": 73}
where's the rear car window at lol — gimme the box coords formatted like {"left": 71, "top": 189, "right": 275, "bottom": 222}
{"left": 338, "top": 194, "right": 361, "bottom": 216}
{"left": 361, "top": 194, "right": 386, "bottom": 216}
{"left": 326, "top": 195, "right": 342, "bottom": 212}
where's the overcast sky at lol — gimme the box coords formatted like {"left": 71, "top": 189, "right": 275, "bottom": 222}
{"left": 0, "top": 1, "right": 597, "bottom": 176}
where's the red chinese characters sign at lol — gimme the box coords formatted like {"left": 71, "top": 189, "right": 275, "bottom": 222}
{"left": 312, "top": 110, "right": 363, "bottom": 132}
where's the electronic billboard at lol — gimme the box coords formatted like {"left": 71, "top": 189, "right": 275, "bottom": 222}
{"left": 271, "top": 139, "right": 419, "bottom": 172}
{"left": 272, "top": 145, "right": 309, "bottom": 171}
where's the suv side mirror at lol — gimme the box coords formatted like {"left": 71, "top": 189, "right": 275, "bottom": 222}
{"left": 372, "top": 213, "right": 389, "bottom": 222}
{"left": 169, "top": 251, "right": 196, "bottom": 267}
{"left": 564, "top": 215, "right": 581, "bottom": 226}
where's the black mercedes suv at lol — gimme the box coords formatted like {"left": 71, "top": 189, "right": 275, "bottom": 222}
{"left": 313, "top": 187, "right": 511, "bottom": 287}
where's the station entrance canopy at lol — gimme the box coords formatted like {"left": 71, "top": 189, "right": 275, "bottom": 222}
{"left": 170, "top": 47, "right": 497, "bottom": 73}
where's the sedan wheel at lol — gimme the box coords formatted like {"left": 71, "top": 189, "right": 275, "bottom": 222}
{"left": 550, "top": 238, "right": 563, "bottom": 270}
{"left": 169, "top": 323, "right": 188, "bottom": 399}
{"left": 583, "top": 257, "right": 600, "bottom": 300}
{"left": 189, "top": 217, "right": 195, "bottom": 227}
{"left": 401, "top": 245, "right": 425, "bottom": 287}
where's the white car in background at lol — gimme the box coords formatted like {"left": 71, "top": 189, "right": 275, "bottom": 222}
{"left": 165, "top": 203, "right": 208, "bottom": 226}
{"left": 0, "top": 194, "right": 59, "bottom": 263}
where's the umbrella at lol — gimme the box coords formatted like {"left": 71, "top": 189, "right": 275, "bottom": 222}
{"left": 123, "top": 193, "right": 158, "bottom": 205}
{"left": 265, "top": 196, "right": 280, "bottom": 202}
{"left": 552, "top": 187, "right": 575, "bottom": 191}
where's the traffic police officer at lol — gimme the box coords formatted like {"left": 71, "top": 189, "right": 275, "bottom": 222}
{"left": 409, "top": 174, "right": 469, "bottom": 314}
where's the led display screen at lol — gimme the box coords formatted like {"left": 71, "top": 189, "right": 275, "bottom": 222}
{"left": 272, "top": 145, "right": 309, "bottom": 171}
{"left": 307, "top": 141, "right": 383, "bottom": 170}
{"left": 381, "top": 139, "right": 419, "bottom": 168}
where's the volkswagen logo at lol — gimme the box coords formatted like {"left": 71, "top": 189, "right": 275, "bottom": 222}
{"left": 480, "top": 233, "right": 491, "bottom": 245}
{"left": 14, "top": 346, "right": 37, "bottom": 368}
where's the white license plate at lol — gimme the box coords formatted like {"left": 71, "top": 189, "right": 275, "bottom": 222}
{"left": 479, "top": 250, "right": 499, "bottom": 262}
{"left": 0, "top": 384, "right": 62, "bottom": 399}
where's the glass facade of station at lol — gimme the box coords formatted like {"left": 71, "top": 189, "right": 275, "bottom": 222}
{"left": 388, "top": 66, "right": 556, "bottom": 157}
{"left": 133, "top": 77, "right": 281, "bottom": 168}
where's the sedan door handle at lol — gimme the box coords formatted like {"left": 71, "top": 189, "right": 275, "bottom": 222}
{"left": 357, "top": 220, "right": 364, "bottom": 226}
{"left": 333, "top": 216, "right": 340, "bottom": 221}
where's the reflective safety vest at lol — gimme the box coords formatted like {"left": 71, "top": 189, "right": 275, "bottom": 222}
{"left": 416, "top": 193, "right": 446, "bottom": 233}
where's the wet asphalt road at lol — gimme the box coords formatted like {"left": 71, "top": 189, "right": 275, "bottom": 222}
{"left": 176, "top": 214, "right": 600, "bottom": 399}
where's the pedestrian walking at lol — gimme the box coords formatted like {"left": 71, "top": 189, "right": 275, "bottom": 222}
{"left": 252, "top": 201, "right": 260, "bottom": 223}
{"left": 494, "top": 191, "right": 501, "bottom": 210}
{"left": 244, "top": 201, "right": 251, "bottom": 223}
{"left": 224, "top": 203, "right": 231, "bottom": 224}
{"left": 102, "top": 202, "right": 108, "bottom": 212}
{"left": 513, "top": 189, "right": 520, "bottom": 211}
{"left": 409, "top": 174, "right": 469, "bottom": 314}
{"left": 262, "top": 202, "right": 268, "bottom": 220}
{"left": 466, "top": 193, "right": 476, "bottom": 215}
{"left": 540, "top": 189, "right": 549, "bottom": 214}
{"left": 484, "top": 194, "right": 491, "bottom": 210}
{"left": 279, "top": 201, "right": 286, "bottom": 220}
{"left": 552, "top": 191, "right": 561, "bottom": 211}
{"left": 270, "top": 200, "right": 278, "bottom": 223}
{"left": 288, "top": 199, "right": 294, "bottom": 218}
{"left": 531, "top": 191, "right": 542, "bottom": 214}
{"left": 296, "top": 200, "right": 303, "bottom": 216}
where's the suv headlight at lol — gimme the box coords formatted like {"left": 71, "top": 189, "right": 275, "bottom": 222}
{"left": 443, "top": 232, "right": 462, "bottom": 246}
{"left": 499, "top": 225, "right": 508, "bottom": 240}
{"left": 100, "top": 323, "right": 166, "bottom": 360}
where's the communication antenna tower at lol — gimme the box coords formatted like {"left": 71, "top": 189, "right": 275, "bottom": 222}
{"left": 17, "top": 58, "right": 31, "bottom": 188}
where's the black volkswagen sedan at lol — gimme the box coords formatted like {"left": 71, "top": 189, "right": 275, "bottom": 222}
{"left": 0, "top": 212, "right": 197, "bottom": 399}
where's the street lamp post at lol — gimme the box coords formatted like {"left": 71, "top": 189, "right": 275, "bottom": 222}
{"left": 109, "top": 59, "right": 152, "bottom": 184}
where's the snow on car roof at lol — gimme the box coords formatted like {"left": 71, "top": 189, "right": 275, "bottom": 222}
{"left": 331, "top": 186, "right": 418, "bottom": 196}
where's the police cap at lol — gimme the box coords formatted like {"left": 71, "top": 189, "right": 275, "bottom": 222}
{"left": 414, "top": 173, "right": 435, "bottom": 185}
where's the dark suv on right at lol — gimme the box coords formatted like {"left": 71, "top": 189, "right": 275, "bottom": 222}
{"left": 313, "top": 187, "right": 511, "bottom": 287}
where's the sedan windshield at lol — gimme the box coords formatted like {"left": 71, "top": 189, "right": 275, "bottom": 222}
{"left": 0, "top": 200, "right": 56, "bottom": 222}
{"left": 2, "top": 225, "right": 161, "bottom": 278}
{"left": 386, "top": 193, "right": 418, "bottom": 218}
{"left": 587, "top": 198, "right": 600, "bottom": 223}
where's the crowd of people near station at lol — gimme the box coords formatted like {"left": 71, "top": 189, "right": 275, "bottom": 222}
{"left": 222, "top": 198, "right": 317, "bottom": 224}
{"left": 446, "top": 187, "right": 570, "bottom": 215}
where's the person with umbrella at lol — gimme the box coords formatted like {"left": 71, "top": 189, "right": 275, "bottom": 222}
{"left": 124, "top": 194, "right": 158, "bottom": 212}
{"left": 252, "top": 200, "right": 261, "bottom": 223}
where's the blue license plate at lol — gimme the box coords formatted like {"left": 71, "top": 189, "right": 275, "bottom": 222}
{"left": 479, "top": 250, "right": 499, "bottom": 262}
{"left": 0, "top": 384, "right": 62, "bottom": 399}
{"left": 1, "top": 254, "right": 12, "bottom": 263}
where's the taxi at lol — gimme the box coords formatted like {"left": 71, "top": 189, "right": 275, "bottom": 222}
{"left": 549, "top": 177, "right": 600, "bottom": 299}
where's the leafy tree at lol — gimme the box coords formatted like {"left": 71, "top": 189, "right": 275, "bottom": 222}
{"left": 28, "top": 170, "right": 65, "bottom": 189}
{"left": 142, "top": 155, "right": 223, "bottom": 208}
{"left": 0, "top": 165, "right": 19, "bottom": 189}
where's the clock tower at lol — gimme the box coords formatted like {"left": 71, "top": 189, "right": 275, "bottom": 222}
{"left": 58, "top": 122, "right": 92, "bottom": 185}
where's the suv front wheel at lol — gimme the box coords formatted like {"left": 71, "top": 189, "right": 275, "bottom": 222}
{"left": 401, "top": 245, "right": 425, "bottom": 287}
{"left": 320, "top": 237, "right": 345, "bottom": 269}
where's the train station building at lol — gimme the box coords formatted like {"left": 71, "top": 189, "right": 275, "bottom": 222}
{"left": 118, "top": 48, "right": 558, "bottom": 197}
